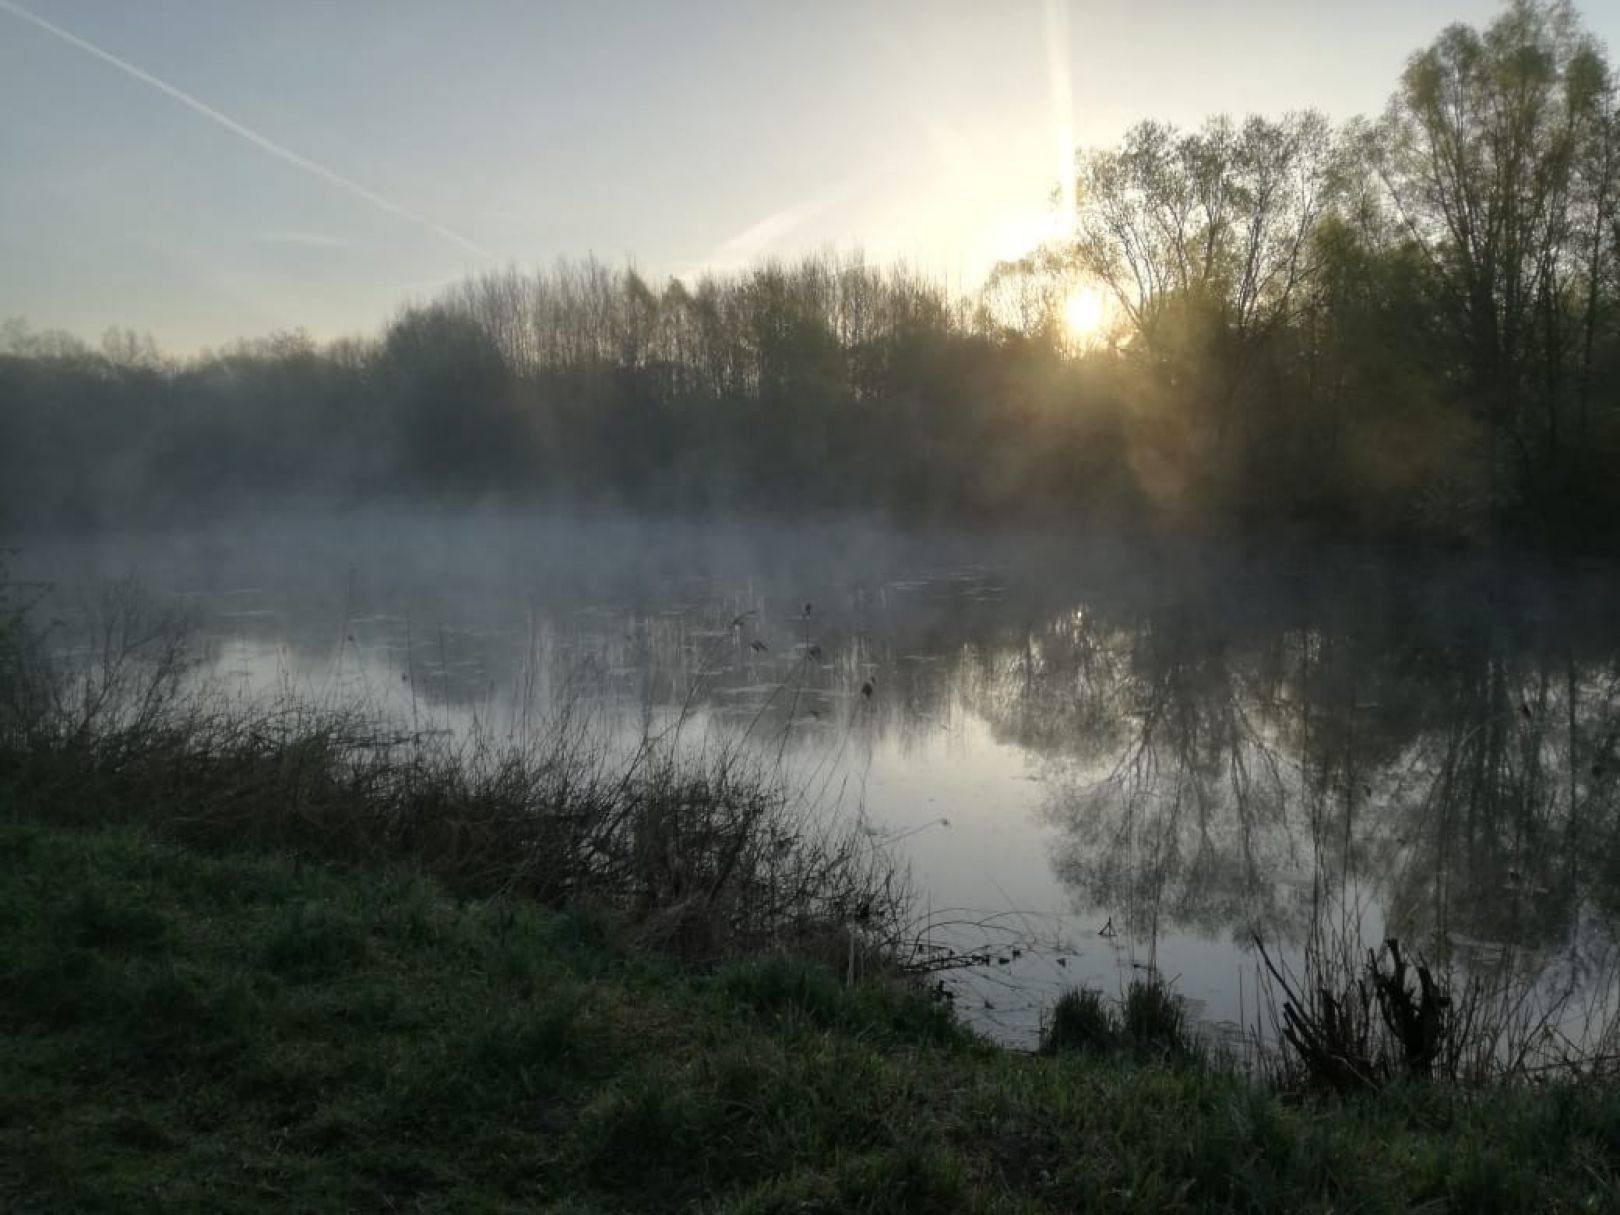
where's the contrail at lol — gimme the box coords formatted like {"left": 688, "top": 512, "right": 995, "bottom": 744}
{"left": 0, "top": 0, "right": 494, "bottom": 260}
{"left": 712, "top": 177, "right": 862, "bottom": 264}
{"left": 701, "top": 165, "right": 900, "bottom": 273}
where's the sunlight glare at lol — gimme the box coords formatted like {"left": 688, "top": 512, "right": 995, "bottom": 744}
{"left": 1062, "top": 284, "right": 1106, "bottom": 343}
{"left": 980, "top": 207, "right": 1065, "bottom": 269}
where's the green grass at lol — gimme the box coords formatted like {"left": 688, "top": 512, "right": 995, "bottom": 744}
{"left": 1039, "top": 980, "right": 1190, "bottom": 1060}
{"left": 3, "top": 816, "right": 1619, "bottom": 1212}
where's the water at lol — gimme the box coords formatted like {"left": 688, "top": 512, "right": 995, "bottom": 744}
{"left": 14, "top": 510, "right": 1620, "bottom": 1052}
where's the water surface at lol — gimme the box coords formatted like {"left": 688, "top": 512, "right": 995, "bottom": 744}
{"left": 16, "top": 512, "right": 1620, "bottom": 1051}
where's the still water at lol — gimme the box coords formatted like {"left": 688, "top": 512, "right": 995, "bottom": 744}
{"left": 15, "top": 511, "right": 1620, "bottom": 1051}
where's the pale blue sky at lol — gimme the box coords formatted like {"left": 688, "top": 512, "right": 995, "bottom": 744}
{"left": 3, "top": 0, "right": 1616, "bottom": 352}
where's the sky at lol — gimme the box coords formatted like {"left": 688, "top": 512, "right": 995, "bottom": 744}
{"left": 3, "top": 0, "right": 1618, "bottom": 353}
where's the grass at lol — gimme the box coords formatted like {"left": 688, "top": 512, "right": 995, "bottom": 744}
{"left": 1039, "top": 978, "right": 1190, "bottom": 1059}
{"left": 4, "top": 814, "right": 1620, "bottom": 1212}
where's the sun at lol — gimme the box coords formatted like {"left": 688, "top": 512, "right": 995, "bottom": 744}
{"left": 1062, "top": 284, "right": 1107, "bottom": 345}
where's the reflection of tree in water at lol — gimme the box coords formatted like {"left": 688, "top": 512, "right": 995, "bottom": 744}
{"left": 1379, "top": 629, "right": 1620, "bottom": 973}
{"left": 970, "top": 561, "right": 1620, "bottom": 971}
{"left": 1034, "top": 600, "right": 1299, "bottom": 943}
{"left": 946, "top": 605, "right": 1130, "bottom": 766}
{"left": 138, "top": 532, "right": 1620, "bottom": 978}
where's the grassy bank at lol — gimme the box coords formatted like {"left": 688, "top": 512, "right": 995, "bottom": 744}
{"left": 0, "top": 575, "right": 913, "bottom": 970}
{"left": 5, "top": 814, "right": 1619, "bottom": 1212}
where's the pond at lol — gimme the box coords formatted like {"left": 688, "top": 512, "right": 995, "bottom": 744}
{"left": 14, "top": 510, "right": 1620, "bottom": 1052}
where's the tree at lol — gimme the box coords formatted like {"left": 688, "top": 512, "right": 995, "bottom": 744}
{"left": 1072, "top": 112, "right": 1339, "bottom": 356}
{"left": 1375, "top": 0, "right": 1615, "bottom": 521}
{"left": 380, "top": 307, "right": 527, "bottom": 494}
{"left": 1066, "top": 112, "right": 1341, "bottom": 523}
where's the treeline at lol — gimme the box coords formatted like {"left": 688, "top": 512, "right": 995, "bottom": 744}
{"left": 2, "top": 0, "right": 1618, "bottom": 546}
{"left": 0, "top": 259, "right": 1144, "bottom": 530}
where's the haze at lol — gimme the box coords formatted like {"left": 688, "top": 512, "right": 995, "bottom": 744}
{"left": 7, "top": 6, "right": 1620, "bottom": 1196}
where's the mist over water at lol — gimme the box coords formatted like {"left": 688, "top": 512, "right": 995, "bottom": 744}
{"left": 14, "top": 509, "right": 1620, "bottom": 1049}
{"left": 12, "top": 3, "right": 1620, "bottom": 1207}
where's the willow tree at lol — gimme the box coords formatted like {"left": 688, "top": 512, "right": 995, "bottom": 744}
{"left": 1068, "top": 112, "right": 1341, "bottom": 519}
{"left": 1072, "top": 112, "right": 1339, "bottom": 353}
{"left": 1375, "top": 0, "right": 1616, "bottom": 519}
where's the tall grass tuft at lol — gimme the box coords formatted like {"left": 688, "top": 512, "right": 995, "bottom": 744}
{"left": 1040, "top": 976, "right": 1191, "bottom": 1058}
{"left": 1039, "top": 987, "right": 1117, "bottom": 1055}
{"left": 1122, "top": 973, "right": 1189, "bottom": 1054}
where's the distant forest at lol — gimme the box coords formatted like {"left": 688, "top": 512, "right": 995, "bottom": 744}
{"left": 4, "top": 0, "right": 1619, "bottom": 547}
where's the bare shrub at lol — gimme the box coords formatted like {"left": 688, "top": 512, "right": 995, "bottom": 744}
{"left": 1254, "top": 931, "right": 1613, "bottom": 1091}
